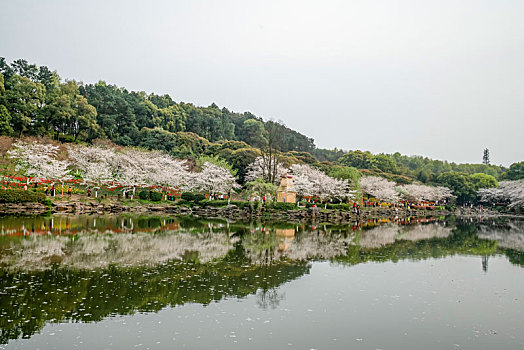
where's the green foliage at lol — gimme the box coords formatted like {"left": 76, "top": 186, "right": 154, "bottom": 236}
{"left": 266, "top": 202, "right": 296, "bottom": 210}
{"left": 312, "top": 148, "right": 345, "bottom": 162}
{"left": 0, "top": 189, "right": 47, "bottom": 203}
{"left": 199, "top": 199, "right": 229, "bottom": 207}
{"left": 221, "top": 147, "right": 260, "bottom": 183}
{"left": 286, "top": 151, "right": 317, "bottom": 164}
{"left": 436, "top": 172, "right": 499, "bottom": 204}
{"left": 246, "top": 178, "right": 277, "bottom": 199}
{"left": 198, "top": 199, "right": 248, "bottom": 208}
{"left": 338, "top": 150, "right": 373, "bottom": 169}
{"left": 336, "top": 149, "right": 506, "bottom": 185}
{"left": 326, "top": 203, "right": 351, "bottom": 210}
{"left": 150, "top": 191, "right": 162, "bottom": 202}
{"left": 181, "top": 192, "right": 195, "bottom": 202}
{"left": 193, "top": 193, "right": 206, "bottom": 202}
{"left": 416, "top": 169, "right": 432, "bottom": 183}
{"left": 139, "top": 190, "right": 149, "bottom": 200}
{"left": 502, "top": 161, "right": 524, "bottom": 180}
{"left": 44, "top": 198, "right": 53, "bottom": 208}
{"left": 180, "top": 192, "right": 205, "bottom": 202}
{"left": 358, "top": 169, "right": 412, "bottom": 184}
{"left": 241, "top": 119, "right": 267, "bottom": 148}
{"left": 0, "top": 104, "right": 13, "bottom": 135}
{"left": 436, "top": 172, "right": 477, "bottom": 204}
{"left": 470, "top": 173, "right": 498, "bottom": 189}
{"left": 3, "top": 75, "right": 45, "bottom": 137}
{"left": 369, "top": 154, "right": 398, "bottom": 174}
{"left": 328, "top": 165, "right": 361, "bottom": 187}
{"left": 0, "top": 57, "right": 510, "bottom": 189}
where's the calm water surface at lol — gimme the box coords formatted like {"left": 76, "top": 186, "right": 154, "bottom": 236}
{"left": 0, "top": 215, "right": 523, "bottom": 349}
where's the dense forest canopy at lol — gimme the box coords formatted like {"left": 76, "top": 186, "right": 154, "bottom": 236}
{"left": 0, "top": 57, "right": 522, "bottom": 196}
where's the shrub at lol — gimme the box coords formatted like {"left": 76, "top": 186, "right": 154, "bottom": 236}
{"left": 0, "top": 189, "right": 47, "bottom": 203}
{"left": 199, "top": 200, "right": 229, "bottom": 207}
{"left": 139, "top": 190, "right": 149, "bottom": 200}
{"left": 266, "top": 202, "right": 296, "bottom": 210}
{"left": 326, "top": 203, "right": 350, "bottom": 211}
{"left": 181, "top": 192, "right": 195, "bottom": 202}
{"left": 150, "top": 191, "right": 163, "bottom": 202}
{"left": 193, "top": 193, "right": 206, "bottom": 202}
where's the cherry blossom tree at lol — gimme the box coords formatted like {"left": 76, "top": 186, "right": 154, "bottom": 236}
{"left": 478, "top": 180, "right": 524, "bottom": 210}
{"left": 397, "top": 184, "right": 453, "bottom": 202}
{"left": 360, "top": 176, "right": 399, "bottom": 202}
{"left": 245, "top": 156, "right": 288, "bottom": 185}
{"left": 8, "top": 141, "right": 71, "bottom": 185}
{"left": 142, "top": 151, "right": 189, "bottom": 196}
{"left": 291, "top": 164, "right": 354, "bottom": 207}
{"left": 68, "top": 145, "right": 116, "bottom": 197}
{"left": 189, "top": 161, "right": 240, "bottom": 199}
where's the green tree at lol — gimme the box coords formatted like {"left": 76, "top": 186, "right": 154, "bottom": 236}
{"left": 0, "top": 72, "right": 5, "bottom": 96}
{"left": 246, "top": 178, "right": 277, "bottom": 200}
{"left": 369, "top": 154, "right": 398, "bottom": 174}
{"left": 4, "top": 75, "right": 45, "bottom": 137}
{"left": 470, "top": 173, "right": 498, "bottom": 189}
{"left": 338, "top": 150, "right": 372, "bottom": 169}
{"left": 0, "top": 105, "right": 13, "bottom": 135}
{"left": 10, "top": 59, "right": 38, "bottom": 81}
{"left": 242, "top": 119, "right": 268, "bottom": 148}
{"left": 328, "top": 165, "right": 362, "bottom": 201}
{"left": 436, "top": 172, "right": 477, "bottom": 204}
{"left": 71, "top": 94, "right": 100, "bottom": 141}
{"left": 416, "top": 169, "right": 432, "bottom": 183}
{"left": 223, "top": 147, "right": 260, "bottom": 184}
{"left": 502, "top": 162, "right": 524, "bottom": 180}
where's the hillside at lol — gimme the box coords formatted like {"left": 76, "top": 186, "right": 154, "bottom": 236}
{"left": 0, "top": 57, "right": 522, "bottom": 191}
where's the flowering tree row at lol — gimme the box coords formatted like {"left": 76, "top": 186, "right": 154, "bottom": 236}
{"left": 7, "top": 141, "right": 238, "bottom": 196}
{"left": 360, "top": 176, "right": 453, "bottom": 203}
{"left": 478, "top": 180, "right": 524, "bottom": 209}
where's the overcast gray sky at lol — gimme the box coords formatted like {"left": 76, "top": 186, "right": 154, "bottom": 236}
{"left": 1, "top": 0, "right": 523, "bottom": 165}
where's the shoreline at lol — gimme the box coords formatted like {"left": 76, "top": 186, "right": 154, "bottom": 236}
{"left": 0, "top": 200, "right": 522, "bottom": 222}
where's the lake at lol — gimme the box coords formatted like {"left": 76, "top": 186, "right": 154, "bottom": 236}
{"left": 1, "top": 214, "right": 523, "bottom": 349}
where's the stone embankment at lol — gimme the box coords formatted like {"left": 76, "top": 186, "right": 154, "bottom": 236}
{"left": 5, "top": 200, "right": 511, "bottom": 222}
{"left": 45, "top": 201, "right": 453, "bottom": 222}
{"left": 0, "top": 203, "right": 49, "bottom": 215}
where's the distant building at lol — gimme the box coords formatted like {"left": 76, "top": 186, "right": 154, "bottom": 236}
{"left": 277, "top": 174, "right": 296, "bottom": 203}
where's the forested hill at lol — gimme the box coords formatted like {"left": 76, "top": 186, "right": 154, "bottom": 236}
{"left": 0, "top": 58, "right": 314, "bottom": 153}
{"left": 0, "top": 57, "right": 522, "bottom": 185}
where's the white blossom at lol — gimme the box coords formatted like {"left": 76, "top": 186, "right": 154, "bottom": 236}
{"left": 360, "top": 176, "right": 399, "bottom": 202}
{"left": 245, "top": 156, "right": 288, "bottom": 184}
{"left": 8, "top": 141, "right": 71, "bottom": 183}
{"left": 68, "top": 145, "right": 116, "bottom": 188}
{"left": 397, "top": 184, "right": 453, "bottom": 202}
{"left": 478, "top": 180, "right": 524, "bottom": 209}
{"left": 189, "top": 162, "right": 240, "bottom": 195}
{"left": 291, "top": 164, "right": 354, "bottom": 203}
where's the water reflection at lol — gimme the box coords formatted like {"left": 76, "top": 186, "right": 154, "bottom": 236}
{"left": 0, "top": 214, "right": 523, "bottom": 345}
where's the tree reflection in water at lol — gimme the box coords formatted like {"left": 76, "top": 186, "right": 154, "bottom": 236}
{"left": 0, "top": 214, "right": 523, "bottom": 344}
